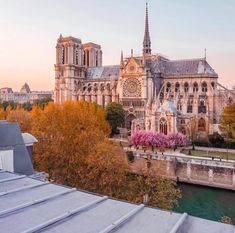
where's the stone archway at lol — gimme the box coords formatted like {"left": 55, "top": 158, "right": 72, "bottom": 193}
{"left": 125, "top": 114, "right": 136, "bottom": 130}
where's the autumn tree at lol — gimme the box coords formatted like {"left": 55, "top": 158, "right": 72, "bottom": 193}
{"left": 6, "top": 107, "right": 31, "bottom": 132}
{"left": 0, "top": 107, "right": 5, "bottom": 120}
{"left": 125, "top": 164, "right": 181, "bottom": 210}
{"left": 82, "top": 140, "right": 130, "bottom": 197}
{"left": 220, "top": 103, "right": 235, "bottom": 138}
{"left": 32, "top": 101, "right": 110, "bottom": 186}
{"left": 105, "top": 102, "right": 125, "bottom": 134}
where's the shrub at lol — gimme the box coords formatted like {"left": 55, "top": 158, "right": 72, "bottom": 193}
{"left": 126, "top": 151, "right": 135, "bottom": 163}
{"left": 208, "top": 133, "right": 225, "bottom": 148}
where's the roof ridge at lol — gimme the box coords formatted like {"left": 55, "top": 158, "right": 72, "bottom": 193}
{"left": 87, "top": 65, "right": 119, "bottom": 69}
{"left": 169, "top": 58, "right": 205, "bottom": 62}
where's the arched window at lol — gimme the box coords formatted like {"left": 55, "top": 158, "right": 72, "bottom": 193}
{"left": 202, "top": 82, "right": 208, "bottom": 93}
{"left": 86, "top": 50, "right": 90, "bottom": 66}
{"left": 160, "top": 118, "right": 167, "bottom": 135}
{"left": 159, "top": 92, "right": 164, "bottom": 104}
{"left": 65, "top": 46, "right": 68, "bottom": 64}
{"left": 198, "top": 99, "right": 206, "bottom": 113}
{"left": 177, "top": 102, "right": 182, "bottom": 111}
{"left": 75, "top": 46, "right": 79, "bottom": 65}
{"left": 187, "top": 99, "right": 193, "bottom": 113}
{"left": 175, "top": 82, "right": 180, "bottom": 93}
{"left": 184, "top": 82, "right": 189, "bottom": 93}
{"left": 211, "top": 82, "right": 215, "bottom": 89}
{"left": 61, "top": 45, "right": 65, "bottom": 64}
{"left": 198, "top": 118, "right": 206, "bottom": 131}
{"left": 193, "top": 82, "right": 198, "bottom": 93}
{"left": 166, "top": 83, "right": 171, "bottom": 93}
{"left": 181, "top": 127, "right": 186, "bottom": 135}
{"left": 83, "top": 51, "right": 86, "bottom": 65}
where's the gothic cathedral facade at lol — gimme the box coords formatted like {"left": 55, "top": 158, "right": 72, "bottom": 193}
{"left": 54, "top": 4, "right": 234, "bottom": 139}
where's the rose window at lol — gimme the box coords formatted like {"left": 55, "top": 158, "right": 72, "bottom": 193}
{"left": 123, "top": 78, "right": 141, "bottom": 97}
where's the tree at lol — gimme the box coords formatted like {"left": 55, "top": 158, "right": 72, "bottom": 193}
{"left": 32, "top": 101, "right": 111, "bottom": 185}
{"left": 6, "top": 107, "right": 31, "bottom": 132}
{"left": 130, "top": 131, "right": 187, "bottom": 149}
{"left": 105, "top": 102, "right": 124, "bottom": 134}
{"left": 82, "top": 140, "right": 130, "bottom": 197}
{"left": 1, "top": 101, "right": 17, "bottom": 110}
{"left": 125, "top": 165, "right": 181, "bottom": 210}
{"left": 22, "top": 102, "right": 32, "bottom": 111}
{"left": 0, "top": 107, "right": 5, "bottom": 120}
{"left": 220, "top": 103, "right": 235, "bottom": 138}
{"left": 33, "top": 97, "right": 53, "bottom": 109}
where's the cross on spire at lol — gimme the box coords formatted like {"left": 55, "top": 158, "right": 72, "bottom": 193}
{"left": 143, "top": 2, "right": 151, "bottom": 55}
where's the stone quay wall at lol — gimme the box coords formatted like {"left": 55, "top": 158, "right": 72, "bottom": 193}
{"left": 130, "top": 152, "right": 235, "bottom": 190}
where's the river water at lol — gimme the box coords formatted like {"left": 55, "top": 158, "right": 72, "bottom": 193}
{"left": 175, "top": 183, "right": 235, "bottom": 223}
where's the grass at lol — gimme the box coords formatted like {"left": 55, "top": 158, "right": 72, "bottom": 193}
{"left": 181, "top": 149, "right": 235, "bottom": 161}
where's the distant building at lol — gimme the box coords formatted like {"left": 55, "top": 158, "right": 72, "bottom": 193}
{"left": 0, "top": 83, "right": 53, "bottom": 104}
{"left": 54, "top": 3, "right": 235, "bottom": 138}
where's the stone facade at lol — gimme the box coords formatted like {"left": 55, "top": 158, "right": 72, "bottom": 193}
{"left": 54, "top": 4, "right": 234, "bottom": 138}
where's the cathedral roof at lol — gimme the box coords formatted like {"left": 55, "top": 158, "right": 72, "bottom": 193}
{"left": 86, "top": 65, "right": 120, "bottom": 80}
{"left": 151, "top": 58, "right": 217, "bottom": 77}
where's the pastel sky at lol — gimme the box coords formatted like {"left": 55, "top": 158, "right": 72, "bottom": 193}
{"left": 0, "top": 0, "right": 235, "bottom": 91}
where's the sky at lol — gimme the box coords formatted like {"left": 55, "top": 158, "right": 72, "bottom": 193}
{"left": 0, "top": 0, "right": 235, "bottom": 91}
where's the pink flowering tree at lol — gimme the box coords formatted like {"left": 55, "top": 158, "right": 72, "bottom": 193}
{"left": 131, "top": 131, "right": 187, "bottom": 150}
{"left": 167, "top": 133, "right": 187, "bottom": 148}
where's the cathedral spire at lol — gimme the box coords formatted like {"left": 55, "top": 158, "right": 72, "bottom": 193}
{"left": 143, "top": 2, "right": 151, "bottom": 55}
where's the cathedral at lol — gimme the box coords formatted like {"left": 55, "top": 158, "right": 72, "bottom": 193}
{"left": 54, "top": 4, "right": 234, "bottom": 138}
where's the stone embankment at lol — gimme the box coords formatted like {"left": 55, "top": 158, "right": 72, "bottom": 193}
{"left": 129, "top": 150, "right": 235, "bottom": 190}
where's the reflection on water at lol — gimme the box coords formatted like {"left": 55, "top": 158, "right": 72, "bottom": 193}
{"left": 175, "top": 183, "right": 235, "bottom": 223}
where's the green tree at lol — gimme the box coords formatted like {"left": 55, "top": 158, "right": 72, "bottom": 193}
{"left": 22, "top": 102, "right": 32, "bottom": 111}
{"left": 220, "top": 103, "right": 235, "bottom": 138}
{"left": 1, "top": 101, "right": 17, "bottom": 110}
{"left": 33, "top": 97, "right": 53, "bottom": 109}
{"left": 105, "top": 102, "right": 125, "bottom": 134}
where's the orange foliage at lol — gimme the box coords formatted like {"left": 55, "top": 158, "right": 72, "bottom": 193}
{"left": 32, "top": 101, "right": 111, "bottom": 185}
{"left": 0, "top": 108, "right": 5, "bottom": 120}
{"left": 83, "top": 139, "right": 129, "bottom": 197}
{"left": 6, "top": 107, "right": 31, "bottom": 132}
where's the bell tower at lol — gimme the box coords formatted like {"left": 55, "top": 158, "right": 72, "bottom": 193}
{"left": 54, "top": 35, "right": 85, "bottom": 103}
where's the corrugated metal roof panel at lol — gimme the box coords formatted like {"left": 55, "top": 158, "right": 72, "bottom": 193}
{"left": 0, "top": 170, "right": 234, "bottom": 233}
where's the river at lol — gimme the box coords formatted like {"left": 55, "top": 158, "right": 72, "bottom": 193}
{"left": 175, "top": 183, "right": 235, "bottom": 223}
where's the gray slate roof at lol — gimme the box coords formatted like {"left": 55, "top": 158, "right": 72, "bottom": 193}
{"left": 86, "top": 65, "right": 120, "bottom": 80}
{"left": 0, "top": 170, "right": 234, "bottom": 233}
{"left": 86, "top": 58, "right": 216, "bottom": 80}
{"left": 151, "top": 58, "right": 217, "bottom": 77}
